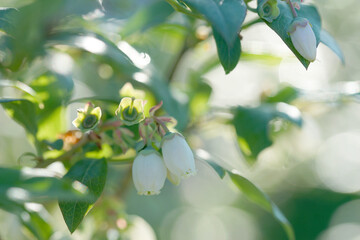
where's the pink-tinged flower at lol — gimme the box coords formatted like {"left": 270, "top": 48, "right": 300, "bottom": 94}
{"left": 161, "top": 133, "right": 196, "bottom": 179}
{"left": 288, "top": 18, "right": 317, "bottom": 62}
{"left": 132, "top": 149, "right": 167, "bottom": 195}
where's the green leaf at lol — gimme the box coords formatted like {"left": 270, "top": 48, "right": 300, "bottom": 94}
{"left": 207, "top": 160, "right": 226, "bottom": 179}
{"left": 241, "top": 52, "right": 283, "bottom": 65}
{"left": 232, "top": 103, "right": 302, "bottom": 160}
{"left": 44, "top": 139, "right": 64, "bottom": 150}
{"left": 0, "top": 167, "right": 91, "bottom": 203}
{"left": 0, "top": 199, "right": 53, "bottom": 240}
{"left": 146, "top": 73, "right": 190, "bottom": 131}
{"left": 1, "top": 0, "right": 100, "bottom": 70}
{"left": 212, "top": 27, "right": 241, "bottom": 74}
{"left": 0, "top": 99, "right": 38, "bottom": 136}
{"left": 121, "top": 1, "right": 174, "bottom": 38}
{"left": 195, "top": 149, "right": 226, "bottom": 179}
{"left": 0, "top": 7, "right": 17, "bottom": 35}
{"left": 181, "top": 0, "right": 246, "bottom": 73}
{"left": 59, "top": 158, "right": 107, "bottom": 233}
{"left": 264, "top": 86, "right": 299, "bottom": 104}
{"left": 182, "top": 0, "right": 247, "bottom": 45}
{"left": 188, "top": 76, "right": 212, "bottom": 118}
{"left": 0, "top": 80, "right": 39, "bottom": 101}
{"left": 49, "top": 33, "right": 136, "bottom": 72}
{"left": 320, "top": 29, "right": 345, "bottom": 64}
{"left": 29, "top": 74, "right": 73, "bottom": 141}
{"left": 228, "top": 171, "right": 295, "bottom": 240}
{"left": 261, "top": 2, "right": 322, "bottom": 68}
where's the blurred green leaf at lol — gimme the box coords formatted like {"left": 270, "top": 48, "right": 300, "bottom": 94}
{"left": 187, "top": 75, "right": 212, "bottom": 118}
{"left": 207, "top": 160, "right": 226, "bottom": 179}
{"left": 29, "top": 73, "right": 73, "bottom": 141}
{"left": 0, "top": 0, "right": 34, "bottom": 8}
{"left": 0, "top": 167, "right": 92, "bottom": 203}
{"left": 213, "top": 27, "right": 241, "bottom": 74}
{"left": 0, "top": 7, "right": 17, "bottom": 35}
{"left": 127, "top": 23, "right": 188, "bottom": 75}
{"left": 261, "top": 2, "right": 321, "bottom": 69}
{"left": 0, "top": 199, "right": 53, "bottom": 240}
{"left": 232, "top": 103, "right": 302, "bottom": 160}
{"left": 229, "top": 171, "right": 295, "bottom": 240}
{"left": 264, "top": 86, "right": 299, "bottom": 104}
{"left": 0, "top": 80, "right": 39, "bottom": 101}
{"left": 146, "top": 74, "right": 189, "bottom": 131}
{"left": 1, "top": 0, "right": 101, "bottom": 70}
{"left": 59, "top": 158, "right": 107, "bottom": 233}
{"left": 241, "top": 52, "right": 283, "bottom": 65}
{"left": 44, "top": 139, "right": 64, "bottom": 150}
{"left": 49, "top": 33, "right": 136, "bottom": 72}
{"left": 0, "top": 99, "right": 38, "bottom": 136}
{"left": 195, "top": 149, "right": 226, "bottom": 179}
{"left": 320, "top": 29, "right": 345, "bottom": 64}
{"left": 121, "top": 1, "right": 174, "bottom": 38}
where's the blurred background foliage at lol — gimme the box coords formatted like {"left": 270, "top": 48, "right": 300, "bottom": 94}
{"left": 1, "top": 0, "right": 360, "bottom": 239}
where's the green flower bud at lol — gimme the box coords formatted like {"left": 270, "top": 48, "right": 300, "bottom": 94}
{"left": 258, "top": 0, "right": 280, "bottom": 23}
{"left": 115, "top": 97, "right": 145, "bottom": 126}
{"left": 72, "top": 103, "right": 102, "bottom": 131}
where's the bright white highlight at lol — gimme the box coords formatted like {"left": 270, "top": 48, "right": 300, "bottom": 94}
{"left": 75, "top": 36, "right": 107, "bottom": 54}
{"left": 117, "top": 41, "right": 151, "bottom": 69}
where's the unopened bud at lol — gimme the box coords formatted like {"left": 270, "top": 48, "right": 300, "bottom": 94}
{"left": 288, "top": 18, "right": 317, "bottom": 62}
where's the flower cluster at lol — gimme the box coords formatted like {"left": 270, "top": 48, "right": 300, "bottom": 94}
{"left": 132, "top": 132, "right": 196, "bottom": 196}
{"left": 71, "top": 83, "right": 196, "bottom": 196}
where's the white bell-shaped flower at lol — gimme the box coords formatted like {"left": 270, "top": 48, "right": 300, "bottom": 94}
{"left": 289, "top": 18, "right": 317, "bottom": 62}
{"left": 161, "top": 133, "right": 196, "bottom": 179}
{"left": 167, "top": 169, "right": 181, "bottom": 186}
{"left": 132, "top": 149, "right": 167, "bottom": 195}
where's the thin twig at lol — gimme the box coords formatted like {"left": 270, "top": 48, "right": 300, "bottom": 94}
{"left": 286, "top": 0, "right": 298, "bottom": 18}
{"left": 242, "top": 18, "right": 263, "bottom": 30}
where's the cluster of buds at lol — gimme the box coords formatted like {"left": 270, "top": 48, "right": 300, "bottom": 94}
{"left": 71, "top": 83, "right": 196, "bottom": 196}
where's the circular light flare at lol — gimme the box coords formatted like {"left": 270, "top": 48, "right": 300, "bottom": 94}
{"left": 315, "top": 132, "right": 360, "bottom": 193}
{"left": 318, "top": 223, "right": 360, "bottom": 240}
